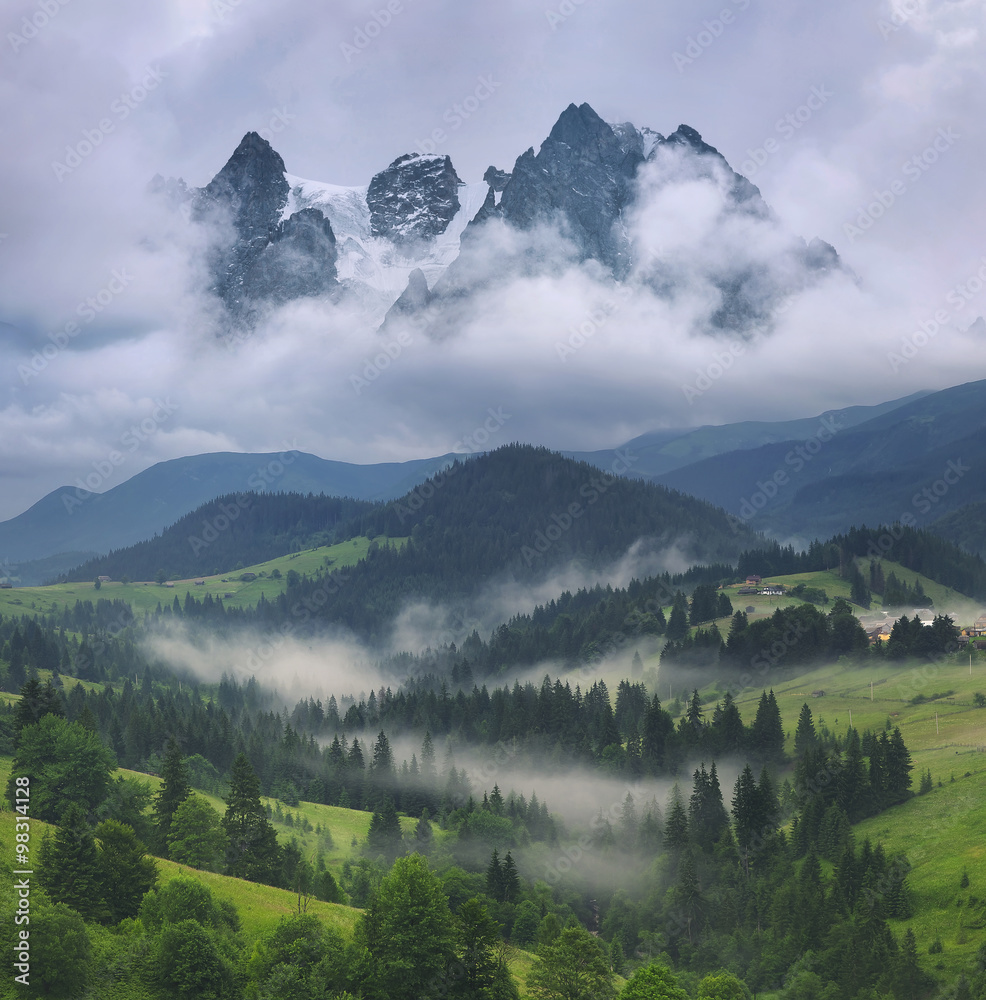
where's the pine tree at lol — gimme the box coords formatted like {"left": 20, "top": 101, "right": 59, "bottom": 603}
{"left": 686, "top": 689, "right": 704, "bottom": 728}
{"left": 153, "top": 737, "right": 191, "bottom": 856}
{"left": 670, "top": 850, "right": 704, "bottom": 945}
{"left": 486, "top": 846, "right": 504, "bottom": 897}
{"left": 38, "top": 803, "right": 105, "bottom": 921}
{"left": 849, "top": 561, "right": 871, "bottom": 608}
{"left": 663, "top": 785, "right": 689, "bottom": 851}
{"left": 688, "top": 763, "right": 728, "bottom": 851}
{"left": 371, "top": 730, "right": 394, "bottom": 778}
{"left": 420, "top": 731, "right": 437, "bottom": 785}
{"left": 222, "top": 753, "right": 281, "bottom": 884}
{"left": 489, "top": 784, "right": 505, "bottom": 815}
{"left": 757, "top": 766, "right": 780, "bottom": 837}
{"left": 731, "top": 765, "right": 761, "bottom": 874}
{"left": 749, "top": 690, "right": 785, "bottom": 763}
{"left": 13, "top": 677, "right": 65, "bottom": 742}
{"left": 794, "top": 703, "right": 818, "bottom": 757}
{"left": 838, "top": 728, "right": 869, "bottom": 822}
{"left": 366, "top": 797, "right": 403, "bottom": 860}
{"left": 711, "top": 692, "right": 745, "bottom": 755}
{"left": 884, "top": 727, "right": 913, "bottom": 802}
{"left": 502, "top": 851, "right": 520, "bottom": 903}
{"left": 642, "top": 694, "right": 674, "bottom": 768}
{"left": 666, "top": 592, "right": 689, "bottom": 641}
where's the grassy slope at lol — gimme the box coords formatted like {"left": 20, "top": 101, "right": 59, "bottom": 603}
{"left": 0, "top": 535, "right": 407, "bottom": 619}
{"left": 115, "top": 767, "right": 426, "bottom": 873}
{"left": 726, "top": 655, "right": 986, "bottom": 985}
{"left": 0, "top": 754, "right": 540, "bottom": 993}
{"left": 2, "top": 555, "right": 983, "bottom": 990}
{"left": 617, "top": 563, "right": 986, "bottom": 986}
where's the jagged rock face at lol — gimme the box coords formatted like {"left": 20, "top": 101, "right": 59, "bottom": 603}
{"left": 239, "top": 208, "right": 337, "bottom": 307}
{"left": 483, "top": 166, "right": 511, "bottom": 191}
{"left": 366, "top": 154, "right": 462, "bottom": 246}
{"left": 497, "top": 103, "right": 645, "bottom": 277}
{"left": 193, "top": 133, "right": 336, "bottom": 313}
{"left": 170, "top": 105, "right": 843, "bottom": 335}
{"left": 196, "top": 131, "right": 289, "bottom": 239}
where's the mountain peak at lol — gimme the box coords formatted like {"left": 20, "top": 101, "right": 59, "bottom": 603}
{"left": 211, "top": 132, "right": 287, "bottom": 185}
{"left": 665, "top": 124, "right": 710, "bottom": 151}
{"left": 547, "top": 102, "right": 613, "bottom": 147}
{"left": 367, "top": 153, "right": 462, "bottom": 244}
{"left": 199, "top": 132, "right": 289, "bottom": 229}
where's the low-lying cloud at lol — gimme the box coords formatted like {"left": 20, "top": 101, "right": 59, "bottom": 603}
{"left": 2, "top": 0, "right": 985, "bottom": 524}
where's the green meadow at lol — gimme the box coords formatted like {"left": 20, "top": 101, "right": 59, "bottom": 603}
{"left": 0, "top": 535, "right": 407, "bottom": 619}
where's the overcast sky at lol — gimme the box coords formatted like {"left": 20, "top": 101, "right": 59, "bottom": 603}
{"left": 1, "top": 0, "right": 985, "bottom": 521}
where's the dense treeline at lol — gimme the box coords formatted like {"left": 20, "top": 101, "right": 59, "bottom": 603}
{"left": 55, "top": 445, "right": 761, "bottom": 633}
{"left": 2, "top": 576, "right": 977, "bottom": 999}
{"left": 62, "top": 492, "right": 376, "bottom": 583}
{"left": 7, "top": 663, "right": 963, "bottom": 1000}
{"left": 738, "top": 524, "right": 986, "bottom": 599}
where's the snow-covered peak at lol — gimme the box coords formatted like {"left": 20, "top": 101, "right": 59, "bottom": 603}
{"left": 281, "top": 172, "right": 488, "bottom": 321}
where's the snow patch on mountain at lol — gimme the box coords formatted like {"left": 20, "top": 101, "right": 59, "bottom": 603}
{"left": 281, "top": 174, "right": 489, "bottom": 316}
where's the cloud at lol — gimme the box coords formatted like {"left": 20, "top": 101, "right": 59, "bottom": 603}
{"left": 1, "top": 0, "right": 985, "bottom": 523}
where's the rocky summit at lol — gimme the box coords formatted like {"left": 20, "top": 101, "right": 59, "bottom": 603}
{"left": 366, "top": 153, "right": 462, "bottom": 246}
{"left": 160, "top": 104, "right": 840, "bottom": 332}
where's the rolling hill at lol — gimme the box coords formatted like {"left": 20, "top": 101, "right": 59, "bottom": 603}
{"left": 655, "top": 378, "right": 986, "bottom": 544}
{"left": 0, "top": 451, "right": 458, "bottom": 584}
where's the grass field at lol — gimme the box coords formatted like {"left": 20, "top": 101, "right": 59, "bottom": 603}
{"left": 0, "top": 535, "right": 407, "bottom": 619}
{"left": 855, "top": 774, "right": 986, "bottom": 978}
{"left": 724, "top": 655, "right": 986, "bottom": 983}
{"left": 114, "top": 766, "right": 426, "bottom": 873}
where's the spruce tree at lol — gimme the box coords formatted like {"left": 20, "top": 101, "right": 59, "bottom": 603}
{"left": 502, "top": 851, "right": 521, "bottom": 903}
{"left": 666, "top": 593, "right": 689, "bottom": 642}
{"left": 794, "top": 703, "right": 818, "bottom": 757}
{"left": 153, "top": 737, "right": 191, "bottom": 856}
{"left": 222, "top": 753, "right": 281, "bottom": 884}
{"left": 731, "top": 765, "right": 761, "bottom": 873}
{"left": 481, "top": 846, "right": 500, "bottom": 895}
{"left": 371, "top": 731, "right": 394, "bottom": 778}
{"left": 489, "top": 784, "right": 505, "bottom": 815}
{"left": 663, "top": 785, "right": 689, "bottom": 851}
{"left": 749, "top": 690, "right": 785, "bottom": 763}
{"left": 884, "top": 727, "right": 913, "bottom": 802}
{"left": 711, "top": 692, "right": 745, "bottom": 755}
{"left": 38, "top": 803, "right": 105, "bottom": 921}
{"left": 367, "top": 796, "right": 403, "bottom": 860}
{"left": 837, "top": 728, "right": 869, "bottom": 822}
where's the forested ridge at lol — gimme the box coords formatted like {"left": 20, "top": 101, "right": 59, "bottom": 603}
{"left": 62, "top": 493, "right": 376, "bottom": 583}
{"left": 60, "top": 444, "right": 763, "bottom": 597}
